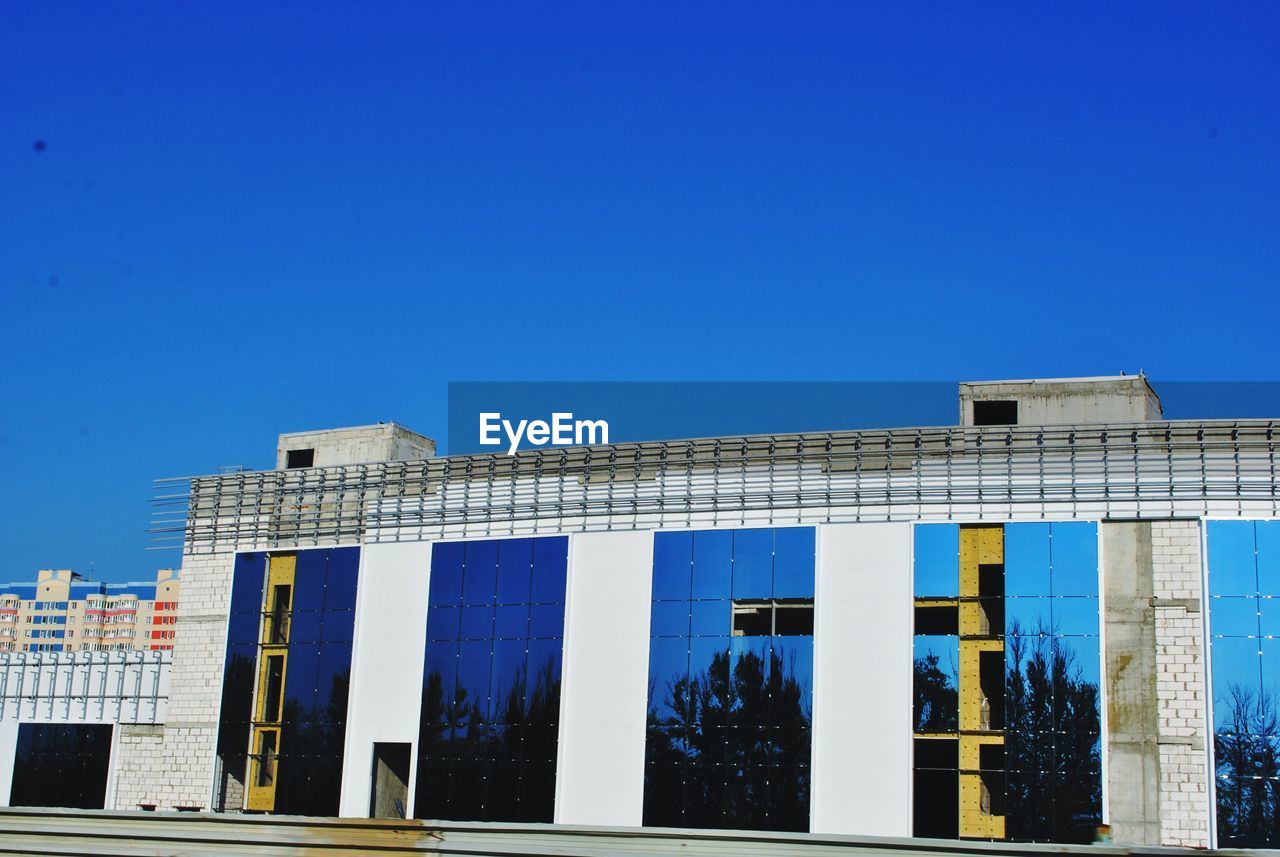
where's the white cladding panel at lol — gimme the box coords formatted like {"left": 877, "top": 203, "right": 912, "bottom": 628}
{"left": 339, "top": 541, "right": 432, "bottom": 818}
{"left": 554, "top": 531, "right": 654, "bottom": 825}
{"left": 811, "top": 523, "right": 913, "bottom": 836}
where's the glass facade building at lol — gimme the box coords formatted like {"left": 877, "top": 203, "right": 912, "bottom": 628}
{"left": 644, "top": 527, "right": 815, "bottom": 832}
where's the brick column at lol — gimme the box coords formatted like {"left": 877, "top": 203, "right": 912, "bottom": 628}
{"left": 111, "top": 549, "right": 236, "bottom": 810}
{"left": 1150, "top": 521, "right": 1211, "bottom": 848}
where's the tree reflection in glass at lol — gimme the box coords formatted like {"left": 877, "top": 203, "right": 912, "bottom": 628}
{"left": 415, "top": 536, "right": 568, "bottom": 822}
{"left": 644, "top": 527, "right": 815, "bottom": 832}
{"left": 1209, "top": 520, "right": 1280, "bottom": 847}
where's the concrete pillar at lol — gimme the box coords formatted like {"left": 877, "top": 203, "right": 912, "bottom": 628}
{"left": 1101, "top": 520, "right": 1211, "bottom": 848}
{"left": 1102, "top": 521, "right": 1161, "bottom": 845}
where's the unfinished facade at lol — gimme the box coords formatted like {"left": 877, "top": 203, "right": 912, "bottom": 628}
{"left": 7, "top": 376, "right": 1277, "bottom": 849}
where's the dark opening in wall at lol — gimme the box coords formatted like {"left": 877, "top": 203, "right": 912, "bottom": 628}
{"left": 731, "top": 600, "right": 815, "bottom": 636}
{"left": 977, "top": 563, "right": 1005, "bottom": 636}
{"left": 915, "top": 604, "right": 959, "bottom": 635}
{"left": 979, "top": 651, "right": 1006, "bottom": 730}
{"left": 774, "top": 602, "right": 815, "bottom": 635}
{"left": 370, "top": 742, "right": 411, "bottom": 819}
{"left": 10, "top": 723, "right": 113, "bottom": 809}
{"left": 285, "top": 448, "right": 315, "bottom": 469}
{"left": 913, "top": 737, "right": 959, "bottom": 840}
{"left": 973, "top": 400, "right": 1018, "bottom": 426}
{"left": 731, "top": 603, "right": 772, "bottom": 636}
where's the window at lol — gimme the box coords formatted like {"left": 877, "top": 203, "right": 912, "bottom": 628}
{"left": 973, "top": 400, "right": 1018, "bottom": 426}
{"left": 285, "top": 448, "right": 315, "bottom": 469}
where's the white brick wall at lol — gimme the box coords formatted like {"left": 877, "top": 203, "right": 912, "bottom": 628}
{"left": 111, "top": 548, "right": 237, "bottom": 810}
{"left": 1150, "top": 521, "right": 1211, "bottom": 848}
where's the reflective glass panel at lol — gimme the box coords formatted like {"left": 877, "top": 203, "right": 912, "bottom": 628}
{"left": 1257, "top": 521, "right": 1280, "bottom": 594}
{"left": 1004, "top": 523, "right": 1051, "bottom": 597}
{"left": 462, "top": 541, "right": 498, "bottom": 605}
{"left": 1050, "top": 523, "right": 1098, "bottom": 598}
{"left": 496, "top": 539, "right": 533, "bottom": 604}
{"left": 773, "top": 528, "right": 816, "bottom": 599}
{"left": 429, "top": 543, "right": 465, "bottom": 606}
{"left": 1209, "top": 525, "right": 1280, "bottom": 849}
{"left": 731, "top": 529, "right": 773, "bottom": 599}
{"left": 417, "top": 536, "right": 567, "bottom": 822}
{"left": 692, "top": 530, "right": 732, "bottom": 600}
{"left": 645, "top": 527, "right": 814, "bottom": 832}
{"left": 1209, "top": 521, "right": 1258, "bottom": 597}
{"left": 914, "top": 636, "right": 958, "bottom": 733}
{"left": 914, "top": 524, "right": 958, "bottom": 598}
{"left": 652, "top": 532, "right": 693, "bottom": 601}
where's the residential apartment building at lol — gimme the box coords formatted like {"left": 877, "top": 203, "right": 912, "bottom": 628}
{"left": 0, "top": 570, "right": 180, "bottom": 653}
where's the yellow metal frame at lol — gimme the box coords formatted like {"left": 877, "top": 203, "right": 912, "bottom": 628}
{"left": 246, "top": 553, "right": 295, "bottom": 812}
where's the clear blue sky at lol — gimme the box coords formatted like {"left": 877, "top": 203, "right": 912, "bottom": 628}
{"left": 2, "top": 3, "right": 1278, "bottom": 580}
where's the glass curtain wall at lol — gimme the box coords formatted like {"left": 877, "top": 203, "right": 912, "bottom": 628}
{"left": 913, "top": 522, "right": 1102, "bottom": 843}
{"left": 644, "top": 527, "right": 815, "bottom": 832}
{"left": 1208, "top": 520, "right": 1280, "bottom": 847}
{"left": 213, "top": 547, "right": 359, "bottom": 816}
{"left": 415, "top": 536, "right": 568, "bottom": 822}
{"left": 9, "top": 723, "right": 113, "bottom": 808}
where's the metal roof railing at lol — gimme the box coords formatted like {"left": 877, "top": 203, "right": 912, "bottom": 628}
{"left": 151, "top": 419, "right": 1280, "bottom": 553}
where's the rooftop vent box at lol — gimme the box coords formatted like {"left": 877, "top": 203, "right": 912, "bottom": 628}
{"left": 275, "top": 423, "right": 436, "bottom": 470}
{"left": 959, "top": 375, "right": 1162, "bottom": 428}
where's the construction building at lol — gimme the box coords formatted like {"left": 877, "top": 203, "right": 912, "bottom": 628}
{"left": 1, "top": 377, "right": 1277, "bottom": 850}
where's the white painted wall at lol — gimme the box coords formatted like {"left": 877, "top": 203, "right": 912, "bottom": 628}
{"left": 811, "top": 522, "right": 914, "bottom": 837}
{"left": 338, "top": 541, "right": 432, "bottom": 818}
{"left": 0, "top": 721, "right": 17, "bottom": 806}
{"left": 554, "top": 531, "right": 654, "bottom": 825}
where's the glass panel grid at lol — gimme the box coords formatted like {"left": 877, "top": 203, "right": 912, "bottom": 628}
{"left": 912, "top": 522, "right": 1101, "bottom": 844}
{"left": 1208, "top": 520, "right": 1280, "bottom": 848}
{"left": 645, "top": 527, "right": 814, "bottom": 833}
{"left": 417, "top": 536, "right": 568, "bottom": 823}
